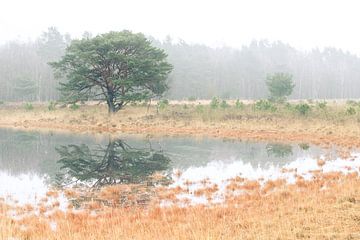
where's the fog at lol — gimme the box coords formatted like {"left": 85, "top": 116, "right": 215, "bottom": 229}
{"left": 2, "top": 0, "right": 360, "bottom": 53}
{"left": 1, "top": 0, "right": 360, "bottom": 100}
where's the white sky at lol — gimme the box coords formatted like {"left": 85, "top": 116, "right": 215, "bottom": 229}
{"left": 1, "top": 0, "right": 360, "bottom": 54}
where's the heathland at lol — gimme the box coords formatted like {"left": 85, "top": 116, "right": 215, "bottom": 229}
{"left": 1, "top": 99, "right": 360, "bottom": 239}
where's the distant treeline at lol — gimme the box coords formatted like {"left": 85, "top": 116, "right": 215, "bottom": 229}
{"left": 153, "top": 37, "right": 360, "bottom": 100}
{"left": 1, "top": 27, "right": 360, "bottom": 101}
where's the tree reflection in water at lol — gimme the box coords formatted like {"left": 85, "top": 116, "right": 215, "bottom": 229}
{"left": 266, "top": 143, "right": 293, "bottom": 158}
{"left": 55, "top": 139, "right": 171, "bottom": 188}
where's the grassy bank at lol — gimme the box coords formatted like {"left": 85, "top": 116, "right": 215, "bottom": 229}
{"left": 1, "top": 100, "right": 360, "bottom": 149}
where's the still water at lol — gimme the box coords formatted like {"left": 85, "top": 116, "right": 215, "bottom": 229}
{"left": 0, "top": 127, "right": 358, "bottom": 204}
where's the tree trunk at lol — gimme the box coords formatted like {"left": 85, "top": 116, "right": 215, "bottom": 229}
{"left": 107, "top": 101, "right": 116, "bottom": 114}
{"left": 107, "top": 93, "right": 116, "bottom": 114}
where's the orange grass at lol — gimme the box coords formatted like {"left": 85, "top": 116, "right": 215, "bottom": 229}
{"left": 1, "top": 173, "right": 360, "bottom": 240}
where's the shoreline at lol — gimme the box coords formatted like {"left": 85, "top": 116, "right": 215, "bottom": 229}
{"left": 1, "top": 105, "right": 360, "bottom": 151}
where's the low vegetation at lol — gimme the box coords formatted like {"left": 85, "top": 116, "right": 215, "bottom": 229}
{"left": 0, "top": 172, "right": 359, "bottom": 239}
{"left": 24, "top": 102, "right": 34, "bottom": 111}
{"left": 154, "top": 99, "right": 360, "bottom": 123}
{"left": 1, "top": 100, "right": 360, "bottom": 151}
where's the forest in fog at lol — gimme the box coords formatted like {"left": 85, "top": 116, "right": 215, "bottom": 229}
{"left": 1, "top": 27, "right": 360, "bottom": 102}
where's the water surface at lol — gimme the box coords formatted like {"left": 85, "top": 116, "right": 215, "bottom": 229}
{"left": 0, "top": 128, "right": 355, "bottom": 204}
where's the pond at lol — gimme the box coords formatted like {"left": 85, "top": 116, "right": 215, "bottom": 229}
{"left": 0, "top": 128, "right": 359, "bottom": 205}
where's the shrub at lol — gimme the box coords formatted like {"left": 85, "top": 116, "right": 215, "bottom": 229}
{"left": 317, "top": 101, "right": 327, "bottom": 110}
{"left": 235, "top": 99, "right": 244, "bottom": 109}
{"left": 220, "top": 100, "right": 229, "bottom": 109}
{"left": 346, "top": 100, "right": 358, "bottom": 106}
{"left": 70, "top": 103, "right": 80, "bottom": 110}
{"left": 346, "top": 101, "right": 360, "bottom": 109}
{"left": 157, "top": 99, "right": 169, "bottom": 110}
{"left": 346, "top": 107, "right": 356, "bottom": 115}
{"left": 284, "top": 102, "right": 294, "bottom": 111}
{"left": 295, "top": 103, "right": 311, "bottom": 116}
{"left": 210, "top": 97, "right": 220, "bottom": 109}
{"left": 48, "top": 101, "right": 56, "bottom": 111}
{"left": 24, "top": 102, "right": 34, "bottom": 111}
{"left": 0, "top": 101, "right": 4, "bottom": 105}
{"left": 254, "top": 99, "right": 277, "bottom": 112}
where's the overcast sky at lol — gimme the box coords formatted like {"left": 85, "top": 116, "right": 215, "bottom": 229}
{"left": 1, "top": 0, "right": 359, "bottom": 54}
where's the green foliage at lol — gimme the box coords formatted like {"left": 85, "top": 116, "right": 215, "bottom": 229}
{"left": 70, "top": 103, "right": 80, "bottom": 110}
{"left": 317, "top": 101, "right": 327, "bottom": 110}
{"left": 346, "top": 100, "right": 360, "bottom": 108}
{"left": 158, "top": 99, "right": 169, "bottom": 110}
{"left": 220, "top": 100, "right": 229, "bottom": 109}
{"left": 346, "top": 107, "right": 356, "bottom": 115}
{"left": 51, "top": 30, "right": 173, "bottom": 113}
{"left": 210, "top": 97, "right": 220, "bottom": 109}
{"left": 48, "top": 101, "right": 56, "bottom": 111}
{"left": 55, "top": 139, "right": 171, "bottom": 186}
{"left": 284, "top": 102, "right": 294, "bottom": 111}
{"left": 346, "top": 100, "right": 357, "bottom": 106}
{"left": 235, "top": 99, "right": 244, "bottom": 109}
{"left": 266, "top": 72, "right": 295, "bottom": 101}
{"left": 0, "top": 101, "right": 4, "bottom": 105}
{"left": 24, "top": 102, "right": 34, "bottom": 111}
{"left": 295, "top": 103, "right": 311, "bottom": 115}
{"left": 188, "top": 96, "right": 196, "bottom": 101}
{"left": 254, "top": 99, "right": 277, "bottom": 112}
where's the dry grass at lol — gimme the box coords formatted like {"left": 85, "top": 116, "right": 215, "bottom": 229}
{"left": 1, "top": 102, "right": 360, "bottom": 150}
{"left": 1, "top": 173, "right": 359, "bottom": 239}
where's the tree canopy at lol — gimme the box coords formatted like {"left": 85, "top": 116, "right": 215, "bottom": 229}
{"left": 55, "top": 139, "right": 171, "bottom": 187}
{"left": 51, "top": 30, "right": 172, "bottom": 113}
{"left": 266, "top": 72, "right": 295, "bottom": 101}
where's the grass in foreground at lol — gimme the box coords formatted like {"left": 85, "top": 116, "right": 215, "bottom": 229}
{"left": 1, "top": 172, "right": 359, "bottom": 239}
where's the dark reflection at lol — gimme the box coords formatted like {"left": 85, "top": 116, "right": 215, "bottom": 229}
{"left": 55, "top": 139, "right": 171, "bottom": 187}
{"left": 299, "top": 143, "right": 310, "bottom": 150}
{"left": 266, "top": 143, "right": 293, "bottom": 158}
